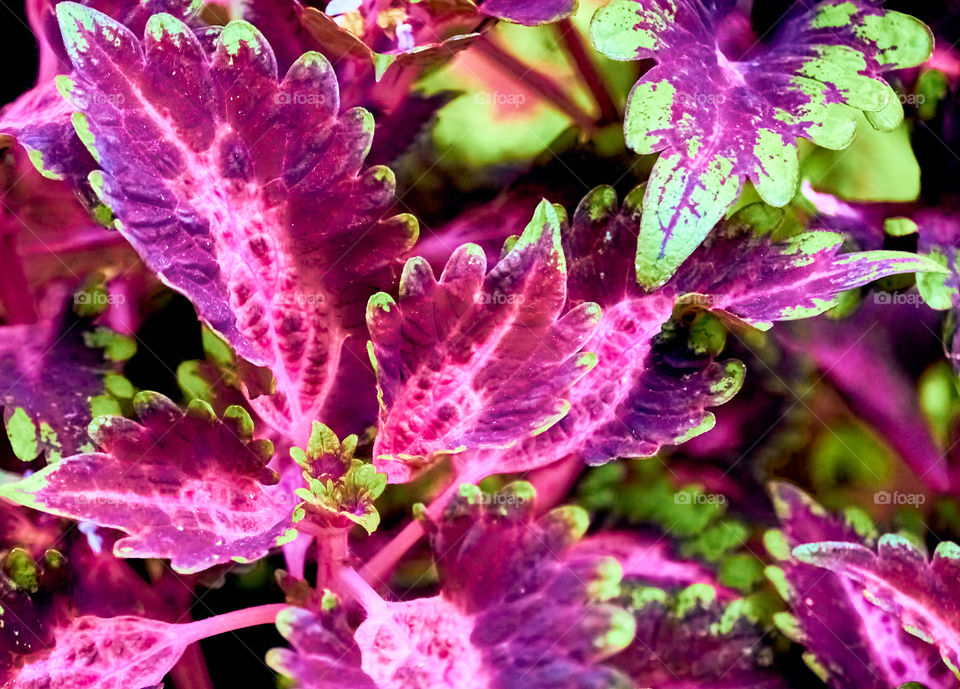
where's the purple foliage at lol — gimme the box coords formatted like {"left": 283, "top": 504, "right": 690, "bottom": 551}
{"left": 0, "top": 1, "right": 956, "bottom": 687}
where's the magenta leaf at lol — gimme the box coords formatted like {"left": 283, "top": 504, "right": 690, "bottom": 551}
{"left": 54, "top": 3, "right": 418, "bottom": 443}
{"left": 0, "top": 394, "right": 297, "bottom": 574}
{"left": 0, "top": 0, "right": 200, "bottom": 183}
{"left": 367, "top": 200, "right": 602, "bottom": 482}
{"left": 669, "top": 205, "right": 948, "bottom": 329}
{"left": 0, "top": 308, "right": 134, "bottom": 462}
{"left": 794, "top": 531, "right": 960, "bottom": 681}
{"left": 778, "top": 303, "right": 953, "bottom": 492}
{"left": 612, "top": 582, "right": 785, "bottom": 688}
{"left": 7, "top": 615, "right": 188, "bottom": 689}
{"left": 271, "top": 482, "right": 636, "bottom": 689}
{"left": 590, "top": 0, "right": 934, "bottom": 287}
{"left": 268, "top": 598, "right": 377, "bottom": 689}
{"left": 768, "top": 482, "right": 955, "bottom": 688}
{"left": 478, "top": 0, "right": 576, "bottom": 26}
{"left": 477, "top": 188, "right": 938, "bottom": 474}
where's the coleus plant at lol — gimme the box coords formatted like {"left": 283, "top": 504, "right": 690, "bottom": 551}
{"left": 0, "top": 0, "right": 957, "bottom": 687}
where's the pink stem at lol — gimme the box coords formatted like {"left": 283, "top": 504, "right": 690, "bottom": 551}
{"left": 472, "top": 35, "right": 598, "bottom": 133}
{"left": 359, "top": 477, "right": 464, "bottom": 587}
{"left": 525, "top": 454, "right": 583, "bottom": 514}
{"left": 181, "top": 603, "right": 287, "bottom": 644}
{"left": 554, "top": 19, "right": 620, "bottom": 123}
{"left": 339, "top": 566, "right": 388, "bottom": 615}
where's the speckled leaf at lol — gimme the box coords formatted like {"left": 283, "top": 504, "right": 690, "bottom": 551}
{"left": 7, "top": 615, "right": 189, "bottom": 689}
{"left": 54, "top": 4, "right": 417, "bottom": 443}
{"left": 367, "top": 201, "right": 602, "bottom": 483}
{"left": 0, "top": 394, "right": 296, "bottom": 574}
{"left": 486, "top": 188, "right": 934, "bottom": 472}
{"left": 268, "top": 600, "right": 378, "bottom": 689}
{"left": 768, "top": 482, "right": 955, "bottom": 688}
{"left": 0, "top": 309, "right": 129, "bottom": 462}
{"left": 612, "top": 581, "right": 785, "bottom": 688}
{"left": 591, "top": 0, "right": 934, "bottom": 287}
{"left": 795, "top": 532, "right": 960, "bottom": 680}
{"left": 270, "top": 482, "right": 635, "bottom": 689}
{"left": 670, "top": 205, "right": 948, "bottom": 329}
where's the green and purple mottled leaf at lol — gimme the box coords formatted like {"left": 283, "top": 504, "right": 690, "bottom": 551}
{"left": 0, "top": 394, "right": 296, "bottom": 574}
{"left": 611, "top": 581, "right": 785, "bottom": 688}
{"left": 795, "top": 531, "right": 960, "bottom": 680}
{"left": 54, "top": 4, "right": 417, "bottom": 443}
{"left": 590, "top": 0, "right": 934, "bottom": 287}
{"left": 0, "top": 309, "right": 130, "bottom": 462}
{"left": 268, "top": 601, "right": 378, "bottom": 689}
{"left": 6, "top": 615, "right": 188, "bottom": 689}
{"left": 270, "top": 482, "right": 635, "bottom": 689}
{"left": 477, "top": 188, "right": 938, "bottom": 474}
{"left": 0, "top": 0, "right": 199, "bottom": 182}
{"left": 367, "top": 201, "right": 602, "bottom": 483}
{"left": 767, "top": 482, "right": 955, "bottom": 688}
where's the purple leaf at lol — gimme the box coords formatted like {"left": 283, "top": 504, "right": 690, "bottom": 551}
{"left": 367, "top": 200, "right": 602, "bottom": 482}
{"left": 768, "top": 482, "right": 956, "bottom": 688}
{"left": 670, "top": 205, "right": 948, "bottom": 329}
{"left": 590, "top": 0, "right": 934, "bottom": 287}
{"left": 54, "top": 4, "right": 418, "bottom": 443}
{"left": 474, "top": 188, "right": 936, "bottom": 475}
{"left": 270, "top": 482, "right": 636, "bottom": 689}
{"left": 794, "top": 533, "right": 960, "bottom": 681}
{"left": 0, "top": 0, "right": 200, "bottom": 183}
{"left": 0, "top": 394, "right": 297, "bottom": 574}
{"left": 0, "top": 307, "right": 129, "bottom": 462}
{"left": 8, "top": 615, "right": 188, "bottom": 689}
{"left": 478, "top": 0, "right": 576, "bottom": 26}
{"left": 268, "top": 601, "right": 378, "bottom": 689}
{"left": 569, "top": 531, "right": 721, "bottom": 589}
{"left": 611, "top": 582, "right": 785, "bottom": 688}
